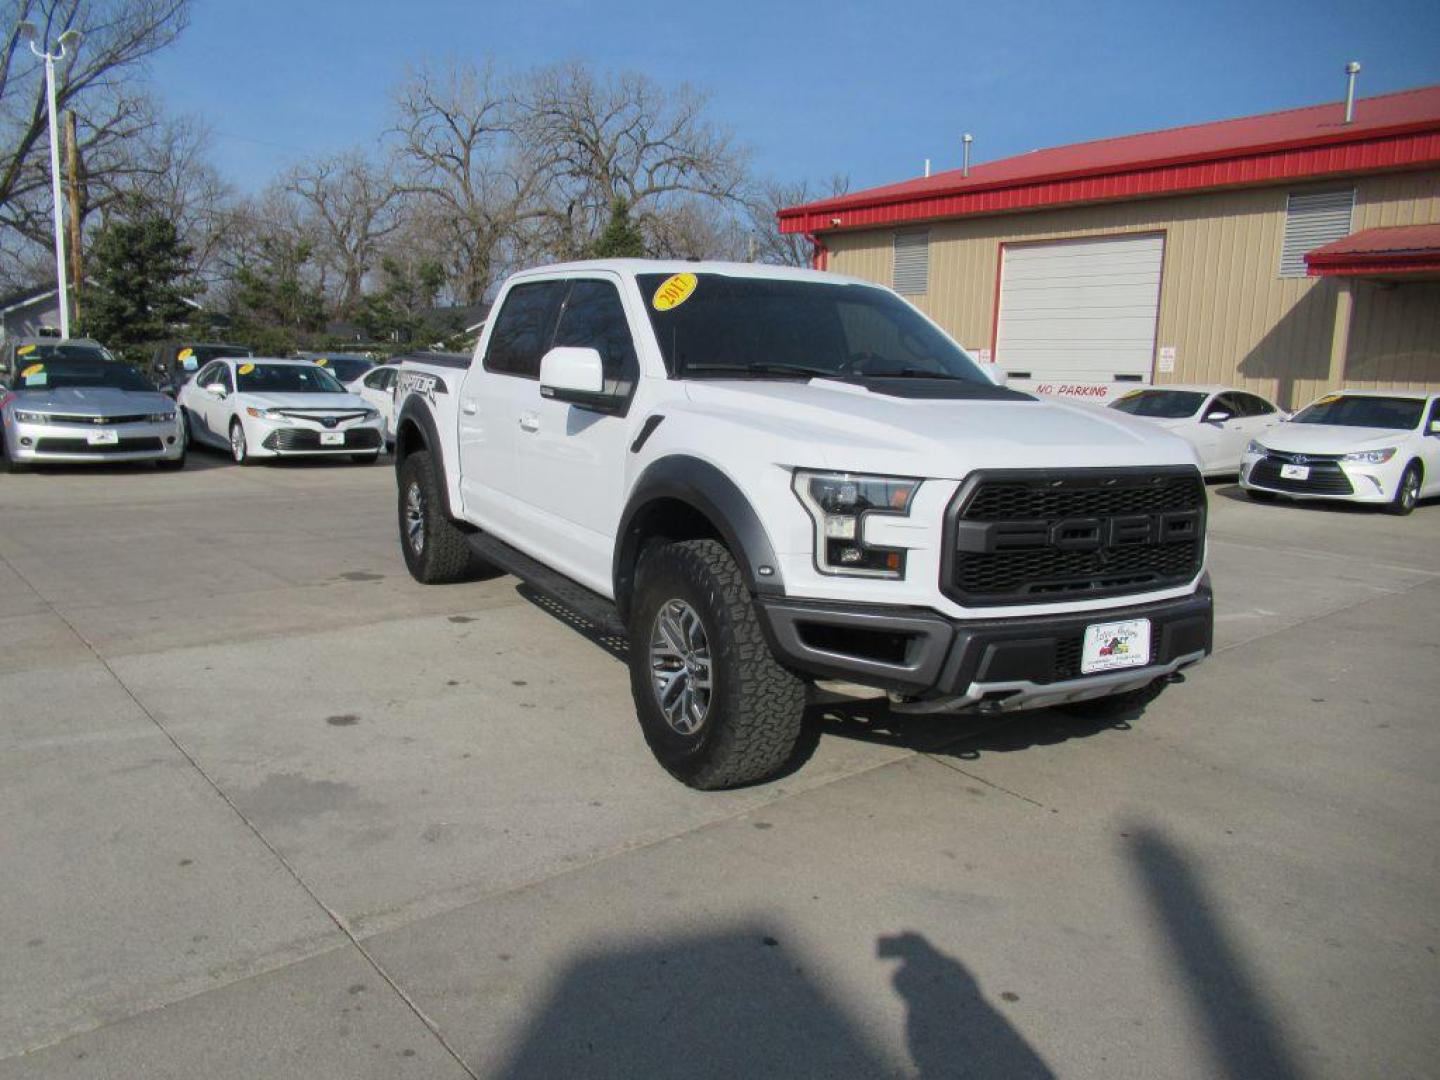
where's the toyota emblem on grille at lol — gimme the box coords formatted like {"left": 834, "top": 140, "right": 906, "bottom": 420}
{"left": 1292, "top": 454, "right": 1308, "bottom": 464}
{"left": 322, "top": 417, "right": 338, "bottom": 428}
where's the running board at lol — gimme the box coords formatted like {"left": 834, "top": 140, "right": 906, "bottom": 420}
{"left": 466, "top": 532, "right": 628, "bottom": 639}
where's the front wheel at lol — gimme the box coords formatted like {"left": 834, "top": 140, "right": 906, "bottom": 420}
{"left": 1388, "top": 462, "right": 1422, "bottom": 516}
{"left": 397, "top": 450, "right": 477, "bottom": 584}
{"left": 628, "top": 539, "right": 805, "bottom": 790}
{"left": 229, "top": 419, "right": 256, "bottom": 466}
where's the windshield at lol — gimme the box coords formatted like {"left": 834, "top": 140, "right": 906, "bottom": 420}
{"left": 1290, "top": 394, "right": 1424, "bottom": 431}
{"left": 12, "top": 358, "right": 155, "bottom": 392}
{"left": 317, "top": 357, "right": 373, "bottom": 383}
{"left": 636, "top": 273, "right": 990, "bottom": 384}
{"left": 236, "top": 363, "right": 345, "bottom": 394}
{"left": 1109, "top": 389, "right": 1206, "bottom": 419}
{"left": 10, "top": 343, "right": 116, "bottom": 368}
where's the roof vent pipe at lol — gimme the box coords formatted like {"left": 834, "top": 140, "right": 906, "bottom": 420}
{"left": 962, "top": 133, "right": 973, "bottom": 178}
{"left": 1343, "top": 61, "right": 1361, "bottom": 123}
{"left": 924, "top": 158, "right": 931, "bottom": 178}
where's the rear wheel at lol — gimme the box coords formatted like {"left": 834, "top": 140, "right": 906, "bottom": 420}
{"left": 398, "top": 450, "right": 476, "bottom": 583}
{"left": 628, "top": 539, "right": 805, "bottom": 790}
{"left": 1055, "top": 678, "right": 1168, "bottom": 721}
{"left": 1388, "top": 462, "right": 1422, "bottom": 516}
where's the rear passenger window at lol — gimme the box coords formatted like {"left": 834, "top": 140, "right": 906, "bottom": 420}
{"left": 553, "top": 280, "right": 639, "bottom": 398}
{"left": 484, "top": 282, "right": 567, "bottom": 378}
{"left": 1240, "top": 393, "right": 1274, "bottom": 416}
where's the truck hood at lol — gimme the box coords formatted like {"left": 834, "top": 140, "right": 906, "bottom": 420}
{"left": 1256, "top": 423, "right": 1409, "bottom": 454}
{"left": 679, "top": 379, "right": 1199, "bottom": 478}
{"left": 242, "top": 391, "right": 368, "bottom": 411}
{"left": 10, "top": 386, "right": 174, "bottom": 415}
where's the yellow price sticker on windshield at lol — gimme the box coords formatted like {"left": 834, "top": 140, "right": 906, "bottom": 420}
{"left": 315, "top": 357, "right": 328, "bottom": 366}
{"left": 238, "top": 362, "right": 256, "bottom": 375}
{"left": 16, "top": 344, "right": 37, "bottom": 356}
{"left": 178, "top": 347, "right": 194, "bottom": 360}
{"left": 20, "top": 363, "right": 44, "bottom": 377}
{"left": 1314, "top": 393, "right": 1340, "bottom": 405}
{"left": 652, "top": 273, "right": 697, "bottom": 311}
{"left": 1120, "top": 389, "right": 1145, "bottom": 400}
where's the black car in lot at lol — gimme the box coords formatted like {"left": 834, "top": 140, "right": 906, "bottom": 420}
{"left": 150, "top": 342, "right": 254, "bottom": 397}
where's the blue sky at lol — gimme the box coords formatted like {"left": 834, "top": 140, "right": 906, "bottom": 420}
{"left": 149, "top": 0, "right": 1440, "bottom": 196}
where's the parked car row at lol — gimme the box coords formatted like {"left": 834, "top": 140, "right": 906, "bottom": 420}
{"left": 1103, "top": 382, "right": 1440, "bottom": 516}
{"left": 1, "top": 338, "right": 388, "bottom": 472}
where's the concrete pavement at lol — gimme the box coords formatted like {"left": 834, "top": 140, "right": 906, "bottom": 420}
{"left": 1, "top": 456, "right": 1436, "bottom": 1077}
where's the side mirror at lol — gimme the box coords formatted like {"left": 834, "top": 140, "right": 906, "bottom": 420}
{"left": 539, "top": 346, "right": 613, "bottom": 411}
{"left": 204, "top": 382, "right": 227, "bottom": 398}
{"left": 1204, "top": 410, "right": 1231, "bottom": 424}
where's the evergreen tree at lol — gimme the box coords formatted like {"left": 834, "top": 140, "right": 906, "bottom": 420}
{"left": 356, "top": 257, "right": 446, "bottom": 343}
{"left": 82, "top": 206, "right": 196, "bottom": 360}
{"left": 589, "top": 198, "right": 647, "bottom": 258}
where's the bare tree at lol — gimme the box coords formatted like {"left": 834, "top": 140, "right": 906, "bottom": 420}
{"left": 517, "top": 62, "right": 750, "bottom": 258}
{"left": 1, "top": 0, "right": 191, "bottom": 256}
{"left": 285, "top": 150, "right": 404, "bottom": 316}
{"left": 391, "top": 61, "right": 548, "bottom": 304}
{"left": 744, "top": 175, "right": 850, "bottom": 267}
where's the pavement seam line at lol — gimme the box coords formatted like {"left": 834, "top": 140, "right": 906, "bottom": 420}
{"left": 0, "top": 547, "right": 481, "bottom": 1080}
{"left": 1213, "top": 573, "right": 1440, "bottom": 657}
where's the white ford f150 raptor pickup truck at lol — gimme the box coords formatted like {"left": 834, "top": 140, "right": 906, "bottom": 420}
{"left": 392, "top": 260, "right": 1213, "bottom": 789}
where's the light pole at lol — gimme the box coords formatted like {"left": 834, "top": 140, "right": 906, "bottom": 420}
{"left": 17, "top": 22, "right": 81, "bottom": 340}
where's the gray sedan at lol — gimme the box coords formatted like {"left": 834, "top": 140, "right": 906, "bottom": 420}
{"left": 1, "top": 348, "right": 186, "bottom": 472}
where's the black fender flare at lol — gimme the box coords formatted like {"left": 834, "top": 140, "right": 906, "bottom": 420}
{"left": 613, "top": 456, "right": 785, "bottom": 620}
{"left": 393, "top": 394, "right": 460, "bottom": 522}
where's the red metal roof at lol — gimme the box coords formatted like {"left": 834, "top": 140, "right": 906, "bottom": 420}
{"left": 1305, "top": 223, "right": 1440, "bottom": 276}
{"left": 778, "top": 85, "right": 1440, "bottom": 234}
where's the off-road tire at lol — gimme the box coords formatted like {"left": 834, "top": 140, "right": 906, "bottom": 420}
{"left": 398, "top": 450, "right": 475, "bottom": 584}
{"left": 628, "top": 539, "right": 805, "bottom": 790}
{"left": 1388, "top": 461, "right": 1422, "bottom": 517}
{"left": 1055, "top": 677, "right": 1168, "bottom": 721}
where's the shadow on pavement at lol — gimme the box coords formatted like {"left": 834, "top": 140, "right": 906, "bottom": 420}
{"left": 1129, "top": 827, "right": 1304, "bottom": 1080}
{"left": 494, "top": 924, "right": 1052, "bottom": 1079}
{"left": 1212, "top": 481, "right": 1436, "bottom": 513}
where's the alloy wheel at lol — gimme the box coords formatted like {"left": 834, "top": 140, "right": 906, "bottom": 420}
{"left": 404, "top": 481, "right": 426, "bottom": 555}
{"left": 649, "top": 598, "right": 713, "bottom": 735}
{"left": 230, "top": 424, "right": 245, "bottom": 463}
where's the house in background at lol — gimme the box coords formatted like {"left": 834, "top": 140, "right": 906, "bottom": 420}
{"left": 0, "top": 282, "right": 74, "bottom": 343}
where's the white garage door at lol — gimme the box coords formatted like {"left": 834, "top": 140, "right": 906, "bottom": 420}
{"left": 995, "top": 234, "right": 1164, "bottom": 383}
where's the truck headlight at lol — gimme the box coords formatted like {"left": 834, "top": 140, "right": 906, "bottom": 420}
{"left": 1341, "top": 447, "right": 1396, "bottom": 465}
{"left": 14, "top": 410, "right": 50, "bottom": 423}
{"left": 792, "top": 470, "right": 920, "bottom": 578}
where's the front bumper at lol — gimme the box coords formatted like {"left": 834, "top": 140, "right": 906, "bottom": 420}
{"left": 249, "top": 419, "right": 384, "bottom": 457}
{"left": 4, "top": 418, "right": 184, "bottom": 463}
{"left": 758, "top": 581, "right": 1212, "bottom": 712}
{"left": 1240, "top": 454, "right": 1400, "bottom": 504}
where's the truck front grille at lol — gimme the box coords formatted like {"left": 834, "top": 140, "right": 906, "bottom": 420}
{"left": 943, "top": 468, "right": 1206, "bottom": 606}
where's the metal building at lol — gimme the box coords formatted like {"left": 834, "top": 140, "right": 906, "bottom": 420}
{"left": 777, "top": 86, "right": 1440, "bottom": 408}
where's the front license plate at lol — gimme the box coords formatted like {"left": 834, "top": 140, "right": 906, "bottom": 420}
{"left": 87, "top": 429, "right": 119, "bottom": 445}
{"left": 319, "top": 431, "right": 345, "bottom": 446}
{"left": 1081, "top": 619, "right": 1151, "bottom": 675}
{"left": 1280, "top": 463, "right": 1310, "bottom": 480}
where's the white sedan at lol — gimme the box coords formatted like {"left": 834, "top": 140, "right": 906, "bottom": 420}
{"left": 177, "top": 357, "right": 386, "bottom": 465}
{"left": 1240, "top": 389, "right": 1440, "bottom": 515}
{"left": 347, "top": 364, "right": 399, "bottom": 446}
{"left": 1107, "top": 385, "right": 1285, "bottom": 475}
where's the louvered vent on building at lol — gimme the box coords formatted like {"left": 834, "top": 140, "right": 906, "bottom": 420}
{"left": 1279, "top": 190, "right": 1354, "bottom": 277}
{"left": 892, "top": 231, "right": 930, "bottom": 294}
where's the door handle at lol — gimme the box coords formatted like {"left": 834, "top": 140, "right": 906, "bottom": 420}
{"left": 461, "top": 399, "right": 478, "bottom": 416}
{"left": 519, "top": 412, "right": 539, "bottom": 432}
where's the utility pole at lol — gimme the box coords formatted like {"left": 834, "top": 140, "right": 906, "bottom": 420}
{"left": 65, "top": 110, "right": 84, "bottom": 325}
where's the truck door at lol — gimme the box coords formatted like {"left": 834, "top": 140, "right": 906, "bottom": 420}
{"left": 458, "top": 280, "right": 566, "bottom": 535}
{"left": 516, "top": 276, "right": 642, "bottom": 595}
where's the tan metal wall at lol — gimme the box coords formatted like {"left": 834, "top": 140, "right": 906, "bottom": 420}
{"left": 824, "top": 169, "right": 1440, "bottom": 408}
